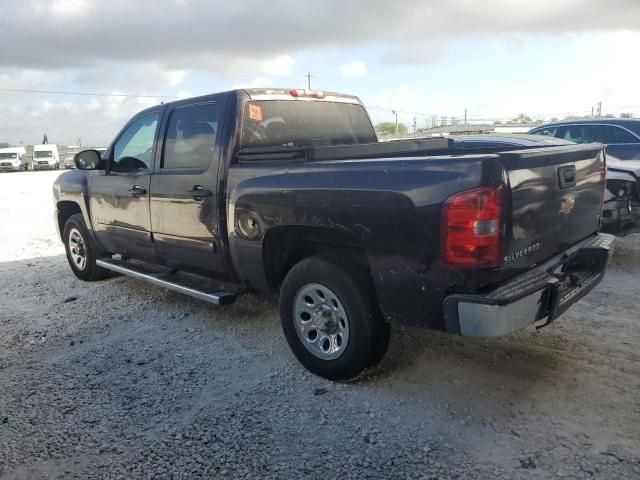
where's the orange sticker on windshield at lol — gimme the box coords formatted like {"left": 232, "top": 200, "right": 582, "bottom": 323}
{"left": 249, "top": 104, "right": 263, "bottom": 121}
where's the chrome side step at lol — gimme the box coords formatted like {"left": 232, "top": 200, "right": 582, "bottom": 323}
{"left": 96, "top": 258, "right": 237, "bottom": 306}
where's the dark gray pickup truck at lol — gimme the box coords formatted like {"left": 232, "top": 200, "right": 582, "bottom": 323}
{"left": 53, "top": 88, "right": 614, "bottom": 380}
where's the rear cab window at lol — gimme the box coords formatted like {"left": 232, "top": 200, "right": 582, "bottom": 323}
{"left": 240, "top": 100, "right": 376, "bottom": 149}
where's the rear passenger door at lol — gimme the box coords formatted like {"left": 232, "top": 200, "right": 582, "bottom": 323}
{"left": 149, "top": 100, "right": 227, "bottom": 277}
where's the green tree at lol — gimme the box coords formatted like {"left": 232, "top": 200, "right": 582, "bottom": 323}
{"left": 563, "top": 114, "right": 590, "bottom": 121}
{"left": 512, "top": 113, "right": 533, "bottom": 124}
{"left": 620, "top": 112, "right": 634, "bottom": 118}
{"left": 0, "top": 142, "right": 10, "bottom": 149}
{"left": 375, "top": 122, "right": 408, "bottom": 136}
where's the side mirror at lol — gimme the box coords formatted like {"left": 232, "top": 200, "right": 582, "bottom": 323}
{"left": 74, "top": 150, "right": 102, "bottom": 170}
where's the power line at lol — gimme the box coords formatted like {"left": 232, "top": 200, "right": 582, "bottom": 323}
{"left": 0, "top": 87, "right": 184, "bottom": 99}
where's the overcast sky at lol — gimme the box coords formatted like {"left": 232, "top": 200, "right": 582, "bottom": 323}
{"left": 1, "top": 0, "right": 640, "bottom": 145}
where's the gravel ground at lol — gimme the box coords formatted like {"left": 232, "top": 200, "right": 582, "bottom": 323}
{"left": 1, "top": 170, "right": 639, "bottom": 480}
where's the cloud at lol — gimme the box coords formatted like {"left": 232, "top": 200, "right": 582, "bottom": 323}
{"left": 232, "top": 76, "right": 273, "bottom": 89}
{"left": 1, "top": 96, "right": 156, "bottom": 145}
{"left": 339, "top": 61, "right": 367, "bottom": 77}
{"left": 165, "top": 70, "right": 186, "bottom": 87}
{"left": 262, "top": 55, "right": 295, "bottom": 76}
{"left": 1, "top": 0, "right": 639, "bottom": 74}
{"left": 382, "top": 45, "right": 443, "bottom": 65}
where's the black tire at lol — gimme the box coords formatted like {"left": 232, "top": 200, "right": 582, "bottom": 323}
{"left": 63, "top": 213, "right": 110, "bottom": 281}
{"left": 279, "top": 256, "right": 390, "bottom": 381}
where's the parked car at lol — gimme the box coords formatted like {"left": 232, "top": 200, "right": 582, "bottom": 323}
{"left": 53, "top": 88, "right": 614, "bottom": 380}
{"left": 33, "top": 144, "right": 60, "bottom": 170}
{"left": 0, "top": 147, "right": 28, "bottom": 172}
{"left": 528, "top": 119, "right": 640, "bottom": 229}
{"left": 64, "top": 146, "right": 81, "bottom": 169}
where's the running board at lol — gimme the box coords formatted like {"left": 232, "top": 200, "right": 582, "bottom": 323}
{"left": 96, "top": 258, "right": 237, "bottom": 306}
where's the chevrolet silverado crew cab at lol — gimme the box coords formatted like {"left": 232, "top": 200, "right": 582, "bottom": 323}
{"left": 53, "top": 88, "right": 614, "bottom": 380}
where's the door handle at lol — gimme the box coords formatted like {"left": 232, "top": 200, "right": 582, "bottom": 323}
{"left": 188, "top": 185, "right": 212, "bottom": 200}
{"left": 128, "top": 185, "right": 147, "bottom": 197}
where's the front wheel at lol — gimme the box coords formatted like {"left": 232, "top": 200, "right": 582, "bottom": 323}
{"left": 63, "top": 213, "right": 110, "bottom": 281}
{"left": 279, "top": 256, "right": 390, "bottom": 381}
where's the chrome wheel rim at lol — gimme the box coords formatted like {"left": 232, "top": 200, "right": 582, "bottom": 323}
{"left": 68, "top": 227, "right": 87, "bottom": 271}
{"left": 293, "top": 283, "right": 349, "bottom": 360}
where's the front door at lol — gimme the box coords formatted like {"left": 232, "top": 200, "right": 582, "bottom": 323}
{"left": 90, "top": 110, "right": 161, "bottom": 259}
{"left": 149, "top": 101, "right": 226, "bottom": 277}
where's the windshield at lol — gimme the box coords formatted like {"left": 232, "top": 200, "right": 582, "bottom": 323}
{"left": 240, "top": 100, "right": 377, "bottom": 148}
{"left": 0, "top": 153, "right": 17, "bottom": 159}
{"left": 34, "top": 150, "right": 53, "bottom": 158}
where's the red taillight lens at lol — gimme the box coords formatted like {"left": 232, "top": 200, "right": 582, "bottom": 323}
{"left": 289, "top": 89, "right": 325, "bottom": 99}
{"left": 441, "top": 187, "right": 502, "bottom": 269}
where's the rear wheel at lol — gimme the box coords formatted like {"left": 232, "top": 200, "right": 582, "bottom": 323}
{"left": 63, "top": 213, "right": 110, "bottom": 281}
{"left": 279, "top": 256, "right": 390, "bottom": 381}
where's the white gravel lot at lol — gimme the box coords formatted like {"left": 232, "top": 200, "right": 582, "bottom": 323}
{"left": 0, "top": 170, "right": 639, "bottom": 480}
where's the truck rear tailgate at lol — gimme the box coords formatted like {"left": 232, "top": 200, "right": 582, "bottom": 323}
{"left": 500, "top": 144, "right": 606, "bottom": 271}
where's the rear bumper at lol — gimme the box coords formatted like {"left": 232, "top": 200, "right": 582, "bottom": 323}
{"left": 443, "top": 233, "right": 615, "bottom": 337}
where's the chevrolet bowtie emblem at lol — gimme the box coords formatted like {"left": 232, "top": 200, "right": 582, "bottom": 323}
{"left": 558, "top": 195, "right": 576, "bottom": 215}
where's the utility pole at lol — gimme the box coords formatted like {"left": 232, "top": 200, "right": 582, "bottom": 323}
{"left": 391, "top": 110, "right": 399, "bottom": 134}
{"left": 464, "top": 108, "right": 467, "bottom": 125}
{"left": 413, "top": 116, "right": 417, "bottom": 134}
{"left": 305, "top": 72, "right": 313, "bottom": 90}
{"left": 591, "top": 106, "right": 594, "bottom": 118}
{"left": 596, "top": 102, "right": 602, "bottom": 117}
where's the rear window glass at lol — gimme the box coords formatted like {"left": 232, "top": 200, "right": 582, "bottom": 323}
{"left": 240, "top": 100, "right": 377, "bottom": 149}
{"left": 0, "top": 153, "right": 17, "bottom": 159}
{"left": 34, "top": 150, "right": 53, "bottom": 158}
{"left": 608, "top": 126, "right": 638, "bottom": 143}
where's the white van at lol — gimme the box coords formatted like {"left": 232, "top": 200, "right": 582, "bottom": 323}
{"left": 0, "top": 147, "right": 28, "bottom": 172}
{"left": 33, "top": 144, "right": 60, "bottom": 170}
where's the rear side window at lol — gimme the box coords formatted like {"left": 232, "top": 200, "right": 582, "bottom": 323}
{"left": 240, "top": 100, "right": 377, "bottom": 149}
{"left": 607, "top": 126, "right": 638, "bottom": 144}
{"left": 163, "top": 103, "right": 219, "bottom": 169}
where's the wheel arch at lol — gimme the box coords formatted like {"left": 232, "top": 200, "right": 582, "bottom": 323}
{"left": 56, "top": 201, "right": 83, "bottom": 241}
{"left": 261, "top": 225, "right": 371, "bottom": 292}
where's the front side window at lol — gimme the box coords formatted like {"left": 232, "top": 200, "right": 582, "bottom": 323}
{"left": 529, "top": 126, "right": 558, "bottom": 137}
{"left": 113, "top": 112, "right": 160, "bottom": 170}
{"left": 163, "top": 103, "right": 219, "bottom": 169}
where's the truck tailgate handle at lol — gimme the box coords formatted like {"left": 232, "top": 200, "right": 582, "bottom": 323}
{"left": 128, "top": 185, "right": 147, "bottom": 197}
{"left": 558, "top": 165, "right": 576, "bottom": 189}
{"left": 188, "top": 185, "right": 212, "bottom": 199}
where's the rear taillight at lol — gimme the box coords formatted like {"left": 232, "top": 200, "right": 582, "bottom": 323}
{"left": 441, "top": 187, "right": 503, "bottom": 269}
